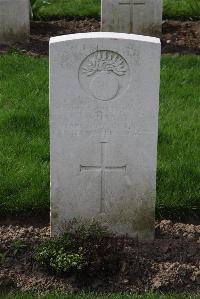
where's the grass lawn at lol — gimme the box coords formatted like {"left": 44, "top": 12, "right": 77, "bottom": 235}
{"left": 164, "top": 0, "right": 200, "bottom": 20}
{"left": 0, "top": 54, "right": 49, "bottom": 217}
{"left": 0, "top": 54, "right": 199, "bottom": 219}
{"left": 31, "top": 0, "right": 200, "bottom": 20}
{"left": 157, "top": 55, "right": 200, "bottom": 219}
{"left": 1, "top": 293, "right": 200, "bottom": 299}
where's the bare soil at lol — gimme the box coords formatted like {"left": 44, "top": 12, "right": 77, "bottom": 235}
{"left": 0, "top": 19, "right": 200, "bottom": 56}
{"left": 162, "top": 20, "right": 200, "bottom": 54}
{"left": 0, "top": 220, "right": 199, "bottom": 293}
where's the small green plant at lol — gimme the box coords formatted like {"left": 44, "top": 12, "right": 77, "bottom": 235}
{"left": 0, "top": 246, "right": 8, "bottom": 265}
{"left": 0, "top": 241, "right": 26, "bottom": 265}
{"left": 30, "top": 0, "right": 51, "bottom": 19}
{"left": 50, "top": 251, "right": 85, "bottom": 273}
{"left": 36, "top": 232, "right": 86, "bottom": 273}
{"left": 36, "top": 219, "right": 120, "bottom": 276}
{"left": 10, "top": 240, "right": 26, "bottom": 257}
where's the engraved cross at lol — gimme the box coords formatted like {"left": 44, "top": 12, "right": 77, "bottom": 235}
{"left": 119, "top": 0, "right": 146, "bottom": 33}
{"left": 80, "top": 142, "right": 126, "bottom": 214}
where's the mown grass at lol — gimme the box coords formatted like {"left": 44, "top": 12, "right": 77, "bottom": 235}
{"left": 157, "top": 55, "right": 200, "bottom": 219}
{"left": 0, "top": 54, "right": 199, "bottom": 219}
{"left": 164, "top": 0, "right": 200, "bottom": 20}
{"left": 31, "top": 0, "right": 200, "bottom": 20}
{"left": 0, "top": 54, "right": 49, "bottom": 217}
{"left": 32, "top": 0, "right": 100, "bottom": 20}
{"left": 1, "top": 293, "right": 199, "bottom": 299}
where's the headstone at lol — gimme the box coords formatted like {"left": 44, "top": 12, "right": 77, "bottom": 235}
{"left": 50, "top": 32, "right": 160, "bottom": 240}
{"left": 0, "top": 0, "right": 30, "bottom": 45}
{"left": 101, "top": 0, "right": 162, "bottom": 37}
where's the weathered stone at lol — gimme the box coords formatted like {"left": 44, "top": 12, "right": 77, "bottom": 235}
{"left": 0, "top": 0, "right": 30, "bottom": 45}
{"left": 50, "top": 32, "right": 161, "bottom": 240}
{"left": 101, "top": 0, "right": 162, "bottom": 37}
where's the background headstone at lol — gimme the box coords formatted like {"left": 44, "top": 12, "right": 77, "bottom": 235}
{"left": 50, "top": 32, "right": 161, "bottom": 240}
{"left": 0, "top": 0, "right": 30, "bottom": 45}
{"left": 101, "top": 0, "right": 162, "bottom": 37}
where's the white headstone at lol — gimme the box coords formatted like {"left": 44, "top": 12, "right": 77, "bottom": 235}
{"left": 0, "top": 0, "right": 30, "bottom": 45}
{"left": 50, "top": 32, "right": 160, "bottom": 240}
{"left": 101, "top": 0, "right": 162, "bottom": 37}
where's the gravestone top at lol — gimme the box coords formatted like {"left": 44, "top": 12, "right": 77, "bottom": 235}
{"left": 50, "top": 32, "right": 161, "bottom": 241}
{"left": 0, "top": 0, "right": 30, "bottom": 45}
{"left": 50, "top": 32, "right": 160, "bottom": 44}
{"left": 101, "top": 0, "right": 162, "bottom": 37}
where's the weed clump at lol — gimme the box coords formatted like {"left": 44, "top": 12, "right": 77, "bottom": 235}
{"left": 36, "top": 219, "right": 120, "bottom": 276}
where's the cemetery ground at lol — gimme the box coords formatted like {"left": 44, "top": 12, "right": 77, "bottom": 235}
{"left": 0, "top": 53, "right": 200, "bottom": 294}
{"left": 31, "top": 0, "right": 200, "bottom": 20}
{"left": 0, "top": 1, "right": 200, "bottom": 297}
{"left": 1, "top": 19, "right": 200, "bottom": 56}
{"left": 0, "top": 294, "right": 200, "bottom": 299}
{"left": 0, "top": 54, "right": 199, "bottom": 220}
{"left": 1, "top": 1, "right": 200, "bottom": 55}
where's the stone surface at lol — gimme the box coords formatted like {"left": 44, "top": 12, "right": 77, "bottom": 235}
{"left": 101, "top": 0, "right": 162, "bottom": 37}
{"left": 50, "top": 32, "right": 161, "bottom": 240}
{"left": 0, "top": 0, "right": 30, "bottom": 45}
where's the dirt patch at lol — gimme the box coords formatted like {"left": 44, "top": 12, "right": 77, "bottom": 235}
{"left": 0, "top": 19, "right": 99, "bottom": 56}
{"left": 0, "top": 19, "right": 200, "bottom": 56}
{"left": 162, "top": 20, "right": 200, "bottom": 54}
{"left": 0, "top": 220, "right": 199, "bottom": 293}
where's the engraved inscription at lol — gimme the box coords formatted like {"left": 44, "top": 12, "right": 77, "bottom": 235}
{"left": 80, "top": 143, "right": 126, "bottom": 213}
{"left": 81, "top": 51, "right": 128, "bottom": 76}
{"left": 79, "top": 50, "right": 130, "bottom": 101}
{"left": 119, "top": 0, "right": 146, "bottom": 33}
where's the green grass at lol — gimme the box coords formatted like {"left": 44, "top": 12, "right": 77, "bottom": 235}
{"left": 1, "top": 293, "right": 200, "bottom": 299}
{"left": 157, "top": 55, "right": 200, "bottom": 219}
{"left": 0, "top": 54, "right": 199, "bottom": 219}
{"left": 164, "top": 0, "right": 200, "bottom": 20}
{"left": 0, "top": 54, "right": 49, "bottom": 217}
{"left": 31, "top": 0, "right": 200, "bottom": 20}
{"left": 32, "top": 0, "right": 100, "bottom": 20}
